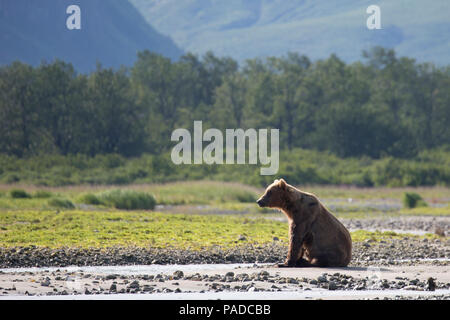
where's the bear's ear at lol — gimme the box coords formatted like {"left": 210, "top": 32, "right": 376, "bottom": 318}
{"left": 278, "top": 178, "right": 287, "bottom": 191}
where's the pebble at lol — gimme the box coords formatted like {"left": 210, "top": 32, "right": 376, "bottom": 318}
{"left": 1, "top": 237, "right": 445, "bottom": 268}
{"left": 328, "top": 281, "right": 337, "bottom": 290}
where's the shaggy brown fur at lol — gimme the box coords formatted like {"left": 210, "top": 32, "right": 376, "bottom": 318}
{"left": 257, "top": 179, "right": 352, "bottom": 267}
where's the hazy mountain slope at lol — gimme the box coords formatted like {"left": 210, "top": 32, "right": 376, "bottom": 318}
{"left": 130, "top": 0, "right": 450, "bottom": 65}
{"left": 0, "top": 0, "right": 183, "bottom": 72}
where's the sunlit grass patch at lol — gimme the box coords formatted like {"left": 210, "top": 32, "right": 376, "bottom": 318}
{"left": 350, "top": 229, "right": 440, "bottom": 242}
{"left": 0, "top": 210, "right": 445, "bottom": 250}
{"left": 145, "top": 181, "right": 259, "bottom": 205}
{"left": 47, "top": 198, "right": 75, "bottom": 209}
{"left": 33, "top": 190, "right": 53, "bottom": 198}
{"left": 0, "top": 210, "right": 289, "bottom": 249}
{"left": 304, "top": 186, "right": 450, "bottom": 201}
{"left": 0, "top": 197, "right": 50, "bottom": 210}
{"left": 397, "top": 205, "right": 450, "bottom": 216}
{"left": 96, "top": 189, "right": 156, "bottom": 210}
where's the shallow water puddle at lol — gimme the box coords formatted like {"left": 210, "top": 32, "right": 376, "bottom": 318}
{"left": 1, "top": 258, "right": 449, "bottom": 275}
{"left": 1, "top": 289, "right": 449, "bottom": 300}
{"left": 0, "top": 263, "right": 269, "bottom": 275}
{"left": 349, "top": 228, "right": 431, "bottom": 235}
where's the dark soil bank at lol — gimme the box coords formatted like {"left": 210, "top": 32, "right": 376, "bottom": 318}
{"left": 0, "top": 238, "right": 448, "bottom": 268}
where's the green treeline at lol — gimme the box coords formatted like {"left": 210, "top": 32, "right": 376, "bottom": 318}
{"left": 0, "top": 47, "right": 449, "bottom": 186}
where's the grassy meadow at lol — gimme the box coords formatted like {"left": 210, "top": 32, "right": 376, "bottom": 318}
{"left": 0, "top": 181, "right": 448, "bottom": 249}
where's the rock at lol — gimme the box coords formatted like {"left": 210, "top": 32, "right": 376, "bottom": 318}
{"left": 40, "top": 278, "right": 51, "bottom": 287}
{"left": 238, "top": 235, "right": 247, "bottom": 241}
{"left": 225, "top": 272, "right": 235, "bottom": 277}
{"left": 328, "top": 281, "right": 337, "bottom": 290}
{"left": 355, "top": 284, "right": 366, "bottom": 290}
{"left": 427, "top": 278, "right": 436, "bottom": 291}
{"left": 109, "top": 284, "right": 117, "bottom": 292}
{"left": 142, "top": 285, "right": 153, "bottom": 292}
{"left": 173, "top": 270, "right": 184, "bottom": 278}
{"left": 272, "top": 237, "right": 279, "bottom": 241}
{"left": 317, "top": 275, "right": 328, "bottom": 283}
{"left": 128, "top": 280, "right": 140, "bottom": 289}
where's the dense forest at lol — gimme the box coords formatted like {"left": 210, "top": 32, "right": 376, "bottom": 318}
{"left": 0, "top": 47, "right": 449, "bottom": 186}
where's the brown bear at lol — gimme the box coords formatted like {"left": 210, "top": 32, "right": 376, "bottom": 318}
{"left": 257, "top": 179, "right": 352, "bottom": 267}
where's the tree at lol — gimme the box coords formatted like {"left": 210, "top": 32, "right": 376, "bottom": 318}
{"left": 0, "top": 62, "right": 38, "bottom": 156}
{"left": 88, "top": 65, "right": 145, "bottom": 156}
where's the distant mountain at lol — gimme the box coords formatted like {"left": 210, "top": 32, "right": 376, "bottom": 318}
{"left": 130, "top": 0, "right": 450, "bottom": 65}
{"left": 0, "top": 0, "right": 183, "bottom": 73}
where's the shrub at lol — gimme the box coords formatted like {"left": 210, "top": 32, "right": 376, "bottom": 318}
{"left": 10, "top": 189, "right": 31, "bottom": 199}
{"left": 79, "top": 193, "right": 103, "bottom": 205}
{"left": 403, "top": 192, "right": 428, "bottom": 209}
{"left": 47, "top": 198, "right": 75, "bottom": 209}
{"left": 235, "top": 191, "right": 257, "bottom": 203}
{"left": 33, "top": 190, "right": 53, "bottom": 198}
{"left": 98, "top": 189, "right": 156, "bottom": 210}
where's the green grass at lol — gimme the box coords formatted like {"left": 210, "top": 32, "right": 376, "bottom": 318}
{"left": 0, "top": 181, "right": 261, "bottom": 207}
{"left": 145, "top": 181, "right": 259, "bottom": 205}
{"left": 97, "top": 189, "right": 156, "bottom": 210}
{"left": 0, "top": 210, "right": 444, "bottom": 249}
{"left": 0, "top": 197, "right": 54, "bottom": 210}
{"left": 350, "top": 230, "right": 440, "bottom": 242}
{"left": 47, "top": 198, "right": 75, "bottom": 209}
{"left": 0, "top": 182, "right": 448, "bottom": 250}
{"left": 397, "top": 206, "right": 450, "bottom": 216}
{"left": 33, "top": 190, "right": 53, "bottom": 198}
{"left": 0, "top": 181, "right": 449, "bottom": 217}
{"left": 0, "top": 210, "right": 287, "bottom": 248}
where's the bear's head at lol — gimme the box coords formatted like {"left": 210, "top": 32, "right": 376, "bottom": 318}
{"left": 256, "top": 178, "right": 289, "bottom": 208}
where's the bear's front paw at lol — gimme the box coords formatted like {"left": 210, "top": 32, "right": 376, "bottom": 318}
{"left": 277, "top": 261, "right": 295, "bottom": 268}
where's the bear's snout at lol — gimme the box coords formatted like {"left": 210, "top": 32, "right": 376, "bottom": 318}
{"left": 256, "top": 198, "right": 266, "bottom": 207}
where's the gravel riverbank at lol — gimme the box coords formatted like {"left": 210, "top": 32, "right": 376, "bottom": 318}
{"left": 0, "top": 238, "right": 448, "bottom": 268}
